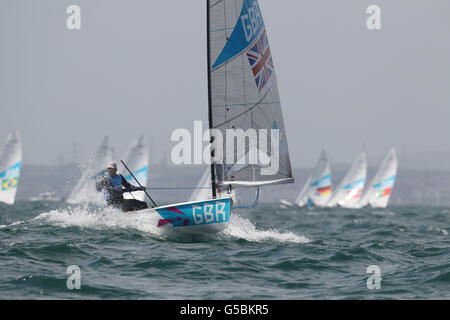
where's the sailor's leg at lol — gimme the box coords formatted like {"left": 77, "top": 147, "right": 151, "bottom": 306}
{"left": 137, "top": 200, "right": 148, "bottom": 210}
{"left": 121, "top": 199, "right": 148, "bottom": 211}
{"left": 106, "top": 199, "right": 123, "bottom": 210}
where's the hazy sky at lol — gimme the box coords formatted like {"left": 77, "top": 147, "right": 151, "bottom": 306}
{"left": 1, "top": 0, "right": 450, "bottom": 170}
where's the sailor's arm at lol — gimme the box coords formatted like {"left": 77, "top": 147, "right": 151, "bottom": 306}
{"left": 120, "top": 175, "right": 145, "bottom": 192}
{"left": 95, "top": 177, "right": 106, "bottom": 192}
{"left": 96, "top": 177, "right": 113, "bottom": 192}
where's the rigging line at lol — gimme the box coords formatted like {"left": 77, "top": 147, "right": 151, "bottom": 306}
{"left": 147, "top": 187, "right": 212, "bottom": 190}
{"left": 255, "top": 101, "right": 275, "bottom": 130}
{"left": 223, "top": 0, "right": 228, "bottom": 126}
{"left": 236, "top": 104, "right": 251, "bottom": 133}
{"left": 209, "top": 0, "right": 223, "bottom": 9}
{"left": 239, "top": 0, "right": 249, "bottom": 132}
{"left": 211, "top": 26, "right": 234, "bottom": 33}
{"left": 233, "top": 188, "right": 260, "bottom": 209}
{"left": 228, "top": 0, "right": 240, "bottom": 131}
{"left": 262, "top": 79, "right": 281, "bottom": 127}
{"left": 223, "top": 0, "right": 240, "bottom": 132}
{"left": 212, "top": 101, "right": 281, "bottom": 108}
{"left": 268, "top": 90, "right": 282, "bottom": 125}
{"left": 207, "top": 0, "right": 217, "bottom": 199}
{"left": 253, "top": 99, "right": 291, "bottom": 172}
{"left": 214, "top": 79, "right": 276, "bottom": 128}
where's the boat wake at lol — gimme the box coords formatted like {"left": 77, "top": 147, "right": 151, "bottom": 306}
{"left": 220, "top": 212, "right": 310, "bottom": 244}
{"left": 32, "top": 204, "right": 166, "bottom": 239}
{"left": 24, "top": 204, "right": 310, "bottom": 244}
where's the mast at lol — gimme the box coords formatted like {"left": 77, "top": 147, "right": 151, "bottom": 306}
{"left": 206, "top": 0, "right": 217, "bottom": 199}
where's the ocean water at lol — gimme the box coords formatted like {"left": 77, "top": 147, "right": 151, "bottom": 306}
{"left": 0, "top": 201, "right": 449, "bottom": 300}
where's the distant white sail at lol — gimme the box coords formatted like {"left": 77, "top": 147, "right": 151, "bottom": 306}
{"left": 67, "top": 136, "right": 114, "bottom": 204}
{"left": 358, "top": 148, "right": 397, "bottom": 208}
{"left": 327, "top": 151, "right": 367, "bottom": 208}
{"left": 119, "top": 135, "right": 149, "bottom": 202}
{"left": 294, "top": 175, "right": 311, "bottom": 207}
{"left": 0, "top": 130, "right": 22, "bottom": 205}
{"left": 306, "top": 150, "right": 332, "bottom": 207}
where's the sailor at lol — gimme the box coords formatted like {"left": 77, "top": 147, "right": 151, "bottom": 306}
{"left": 96, "top": 162, "right": 148, "bottom": 212}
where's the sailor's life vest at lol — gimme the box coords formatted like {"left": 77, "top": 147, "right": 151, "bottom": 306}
{"left": 96, "top": 174, "right": 142, "bottom": 201}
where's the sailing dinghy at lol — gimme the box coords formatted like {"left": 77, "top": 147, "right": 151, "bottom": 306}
{"left": 136, "top": 0, "right": 293, "bottom": 235}
{"left": 280, "top": 174, "right": 310, "bottom": 208}
{"left": 357, "top": 148, "right": 397, "bottom": 208}
{"left": 295, "top": 175, "right": 312, "bottom": 207}
{"left": 326, "top": 151, "right": 367, "bottom": 208}
{"left": 304, "top": 150, "right": 332, "bottom": 207}
{"left": 280, "top": 150, "right": 331, "bottom": 208}
{"left": 67, "top": 135, "right": 114, "bottom": 204}
{"left": 0, "top": 130, "right": 22, "bottom": 205}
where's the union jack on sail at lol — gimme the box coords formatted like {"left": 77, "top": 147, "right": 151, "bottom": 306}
{"left": 246, "top": 29, "right": 274, "bottom": 92}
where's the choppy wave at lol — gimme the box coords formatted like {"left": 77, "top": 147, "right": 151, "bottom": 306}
{"left": 1, "top": 203, "right": 450, "bottom": 299}
{"left": 223, "top": 213, "right": 310, "bottom": 244}
{"left": 33, "top": 205, "right": 166, "bottom": 239}
{"left": 29, "top": 205, "right": 309, "bottom": 244}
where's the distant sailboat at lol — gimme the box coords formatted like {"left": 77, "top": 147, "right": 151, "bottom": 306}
{"left": 0, "top": 130, "right": 22, "bottom": 205}
{"left": 327, "top": 151, "right": 367, "bottom": 208}
{"left": 282, "top": 150, "right": 331, "bottom": 208}
{"left": 357, "top": 148, "right": 397, "bottom": 208}
{"left": 295, "top": 175, "right": 312, "bottom": 207}
{"left": 280, "top": 174, "right": 311, "bottom": 208}
{"left": 67, "top": 135, "right": 114, "bottom": 204}
{"left": 119, "top": 135, "right": 149, "bottom": 202}
{"left": 30, "top": 191, "right": 60, "bottom": 202}
{"left": 305, "top": 150, "right": 332, "bottom": 207}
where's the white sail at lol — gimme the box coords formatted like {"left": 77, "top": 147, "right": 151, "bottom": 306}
{"left": 0, "top": 130, "right": 22, "bottom": 205}
{"left": 208, "top": 0, "right": 293, "bottom": 191}
{"left": 190, "top": 167, "right": 213, "bottom": 202}
{"left": 119, "top": 135, "right": 149, "bottom": 202}
{"left": 295, "top": 175, "right": 311, "bottom": 207}
{"left": 327, "top": 151, "right": 367, "bottom": 208}
{"left": 306, "top": 150, "right": 332, "bottom": 207}
{"left": 67, "top": 135, "right": 114, "bottom": 204}
{"left": 190, "top": 165, "right": 237, "bottom": 202}
{"left": 358, "top": 148, "right": 397, "bottom": 208}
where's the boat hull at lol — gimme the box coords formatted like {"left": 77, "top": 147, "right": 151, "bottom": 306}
{"left": 136, "top": 197, "right": 232, "bottom": 235}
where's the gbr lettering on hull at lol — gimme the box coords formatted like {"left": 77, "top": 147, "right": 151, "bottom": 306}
{"left": 192, "top": 202, "right": 227, "bottom": 224}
